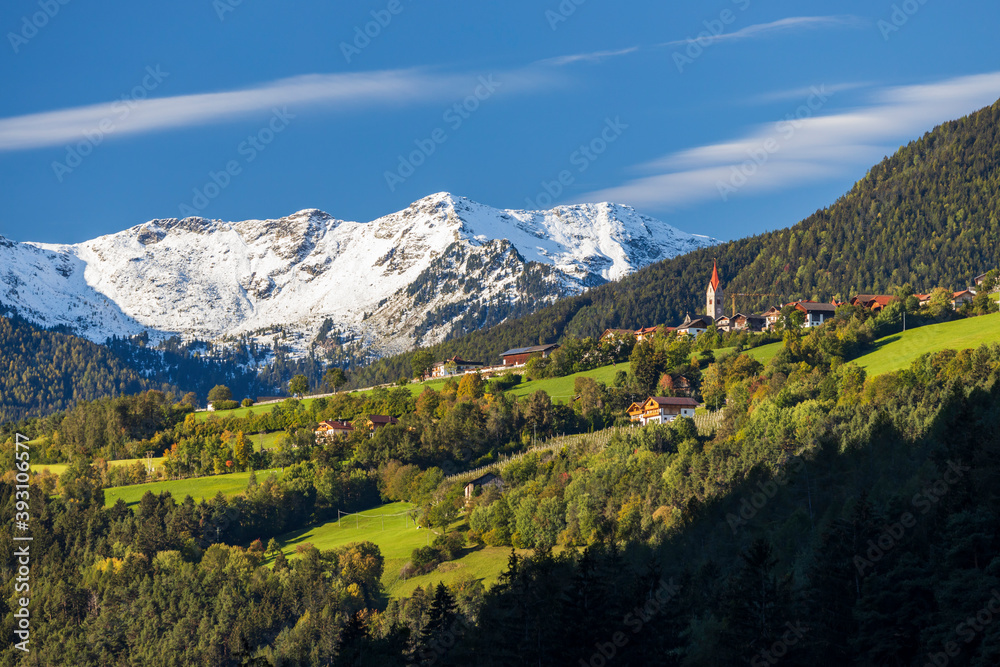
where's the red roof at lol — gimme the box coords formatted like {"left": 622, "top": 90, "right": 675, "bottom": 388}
{"left": 710, "top": 260, "right": 721, "bottom": 291}
{"left": 647, "top": 396, "right": 700, "bottom": 407}
{"left": 319, "top": 420, "right": 353, "bottom": 431}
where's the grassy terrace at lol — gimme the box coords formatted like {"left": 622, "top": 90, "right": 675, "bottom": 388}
{"left": 853, "top": 312, "right": 1000, "bottom": 377}
{"left": 103, "top": 469, "right": 285, "bottom": 507}
{"left": 267, "top": 501, "right": 531, "bottom": 598}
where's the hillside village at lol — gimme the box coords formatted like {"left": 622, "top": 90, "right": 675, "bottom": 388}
{"left": 409, "top": 261, "right": 998, "bottom": 427}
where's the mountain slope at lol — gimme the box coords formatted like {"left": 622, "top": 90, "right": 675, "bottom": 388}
{"left": 0, "top": 193, "right": 715, "bottom": 363}
{"left": 350, "top": 99, "right": 1000, "bottom": 385}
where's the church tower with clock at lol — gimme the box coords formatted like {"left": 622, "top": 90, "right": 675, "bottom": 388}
{"left": 707, "top": 260, "right": 723, "bottom": 320}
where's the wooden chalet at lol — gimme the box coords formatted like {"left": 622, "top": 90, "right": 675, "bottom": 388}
{"left": 366, "top": 415, "right": 399, "bottom": 432}
{"left": 733, "top": 313, "right": 766, "bottom": 333}
{"left": 632, "top": 396, "right": 699, "bottom": 426}
{"left": 315, "top": 420, "right": 354, "bottom": 439}
{"left": 953, "top": 289, "right": 976, "bottom": 307}
{"left": 762, "top": 306, "right": 782, "bottom": 330}
{"left": 500, "top": 344, "right": 560, "bottom": 366}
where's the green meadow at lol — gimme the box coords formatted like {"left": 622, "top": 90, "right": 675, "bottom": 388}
{"left": 853, "top": 313, "right": 1000, "bottom": 377}
{"left": 103, "top": 469, "right": 285, "bottom": 507}
{"left": 268, "top": 501, "right": 533, "bottom": 598}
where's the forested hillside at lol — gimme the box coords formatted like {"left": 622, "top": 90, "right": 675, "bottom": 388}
{"left": 350, "top": 99, "right": 1000, "bottom": 387}
{"left": 0, "top": 314, "right": 155, "bottom": 423}
{"left": 0, "top": 313, "right": 266, "bottom": 424}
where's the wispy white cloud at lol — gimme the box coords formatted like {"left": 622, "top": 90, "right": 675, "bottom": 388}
{"left": 538, "top": 47, "right": 640, "bottom": 67}
{"left": 578, "top": 72, "right": 1000, "bottom": 210}
{"left": 744, "top": 81, "right": 873, "bottom": 105}
{"left": 0, "top": 68, "right": 554, "bottom": 152}
{"left": 660, "top": 15, "right": 865, "bottom": 47}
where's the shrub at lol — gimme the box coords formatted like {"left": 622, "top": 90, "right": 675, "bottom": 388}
{"left": 211, "top": 399, "right": 239, "bottom": 411}
{"left": 410, "top": 545, "right": 443, "bottom": 574}
{"left": 433, "top": 532, "right": 465, "bottom": 560}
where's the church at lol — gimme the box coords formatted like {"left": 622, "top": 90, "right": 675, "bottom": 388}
{"left": 706, "top": 259, "right": 723, "bottom": 320}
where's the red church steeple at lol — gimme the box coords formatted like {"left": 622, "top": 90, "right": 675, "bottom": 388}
{"left": 710, "top": 260, "right": 721, "bottom": 291}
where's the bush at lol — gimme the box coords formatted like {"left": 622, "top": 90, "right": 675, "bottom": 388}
{"left": 433, "top": 532, "right": 465, "bottom": 560}
{"left": 211, "top": 399, "right": 239, "bottom": 411}
{"left": 241, "top": 398, "right": 254, "bottom": 408}
{"left": 410, "top": 545, "right": 443, "bottom": 573}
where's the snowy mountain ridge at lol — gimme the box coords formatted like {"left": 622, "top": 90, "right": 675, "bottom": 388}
{"left": 0, "top": 193, "right": 717, "bottom": 363}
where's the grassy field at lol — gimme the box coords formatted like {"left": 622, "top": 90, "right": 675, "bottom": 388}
{"left": 269, "top": 502, "right": 523, "bottom": 598}
{"left": 853, "top": 313, "right": 1000, "bottom": 377}
{"left": 31, "top": 455, "right": 167, "bottom": 477}
{"left": 715, "top": 342, "right": 782, "bottom": 365}
{"left": 103, "top": 469, "right": 285, "bottom": 507}
{"left": 508, "top": 363, "right": 630, "bottom": 402}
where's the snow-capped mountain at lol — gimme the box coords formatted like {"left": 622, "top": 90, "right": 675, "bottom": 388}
{"left": 0, "top": 193, "right": 716, "bottom": 362}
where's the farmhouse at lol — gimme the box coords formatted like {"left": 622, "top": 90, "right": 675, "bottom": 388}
{"left": 791, "top": 301, "right": 837, "bottom": 328}
{"left": 953, "top": 289, "right": 976, "bottom": 307}
{"left": 733, "top": 313, "right": 766, "bottom": 332}
{"left": 315, "top": 420, "right": 354, "bottom": 442}
{"left": 366, "top": 415, "right": 399, "bottom": 433}
{"left": 500, "top": 343, "right": 560, "bottom": 366}
{"left": 632, "top": 396, "right": 699, "bottom": 425}
{"left": 430, "top": 356, "right": 484, "bottom": 378}
{"left": 464, "top": 472, "right": 504, "bottom": 502}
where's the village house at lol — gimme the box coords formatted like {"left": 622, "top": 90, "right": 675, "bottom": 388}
{"left": 600, "top": 329, "right": 635, "bottom": 342}
{"left": 464, "top": 472, "right": 504, "bottom": 503}
{"left": 952, "top": 289, "right": 976, "bottom": 307}
{"left": 677, "top": 315, "right": 713, "bottom": 337}
{"left": 733, "top": 313, "right": 766, "bottom": 333}
{"left": 364, "top": 415, "right": 399, "bottom": 435}
{"left": 500, "top": 343, "right": 560, "bottom": 366}
{"left": 850, "top": 294, "right": 899, "bottom": 312}
{"left": 974, "top": 272, "right": 992, "bottom": 287}
{"left": 791, "top": 301, "right": 837, "bottom": 328}
{"left": 634, "top": 326, "right": 661, "bottom": 342}
{"left": 630, "top": 396, "right": 700, "bottom": 426}
{"left": 429, "top": 356, "right": 484, "bottom": 378}
{"left": 315, "top": 420, "right": 354, "bottom": 441}
{"left": 761, "top": 306, "right": 782, "bottom": 330}
{"left": 714, "top": 315, "right": 733, "bottom": 332}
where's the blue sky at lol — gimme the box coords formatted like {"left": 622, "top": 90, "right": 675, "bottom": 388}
{"left": 2, "top": 0, "right": 999, "bottom": 244}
